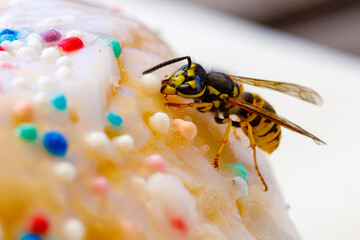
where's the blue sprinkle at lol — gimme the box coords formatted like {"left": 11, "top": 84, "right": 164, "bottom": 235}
{"left": 43, "top": 131, "right": 68, "bottom": 157}
{"left": 51, "top": 92, "right": 67, "bottom": 111}
{"left": 20, "top": 233, "right": 43, "bottom": 240}
{"left": 0, "top": 29, "right": 18, "bottom": 36}
{"left": 0, "top": 34, "right": 17, "bottom": 43}
{"left": 229, "top": 163, "right": 248, "bottom": 182}
{"left": 106, "top": 112, "right": 123, "bottom": 127}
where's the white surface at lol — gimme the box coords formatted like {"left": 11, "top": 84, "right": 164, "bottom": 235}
{"left": 98, "top": 1, "right": 359, "bottom": 239}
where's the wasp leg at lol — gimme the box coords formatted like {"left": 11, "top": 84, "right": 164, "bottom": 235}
{"left": 233, "top": 129, "right": 241, "bottom": 140}
{"left": 165, "top": 102, "right": 213, "bottom": 109}
{"left": 213, "top": 118, "right": 233, "bottom": 169}
{"left": 240, "top": 122, "right": 268, "bottom": 191}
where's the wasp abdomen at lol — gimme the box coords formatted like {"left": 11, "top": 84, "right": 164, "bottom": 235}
{"left": 238, "top": 92, "right": 281, "bottom": 154}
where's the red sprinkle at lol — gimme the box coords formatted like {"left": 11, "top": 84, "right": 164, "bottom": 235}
{"left": 58, "top": 37, "right": 84, "bottom": 52}
{"left": 28, "top": 213, "right": 49, "bottom": 235}
{"left": 0, "top": 46, "right": 5, "bottom": 51}
{"left": 170, "top": 216, "right": 188, "bottom": 235}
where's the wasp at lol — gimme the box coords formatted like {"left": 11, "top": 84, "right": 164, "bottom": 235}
{"left": 143, "top": 56, "right": 325, "bottom": 191}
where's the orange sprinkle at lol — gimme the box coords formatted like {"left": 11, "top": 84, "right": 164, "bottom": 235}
{"left": 173, "top": 119, "right": 197, "bottom": 141}
{"left": 12, "top": 100, "right": 34, "bottom": 123}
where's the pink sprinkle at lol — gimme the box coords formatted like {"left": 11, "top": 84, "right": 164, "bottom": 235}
{"left": 91, "top": 176, "right": 109, "bottom": 195}
{"left": 111, "top": 7, "right": 122, "bottom": 13}
{"left": 145, "top": 154, "right": 166, "bottom": 173}
{"left": 0, "top": 61, "right": 12, "bottom": 68}
{"left": 12, "top": 100, "right": 34, "bottom": 123}
{"left": 42, "top": 29, "right": 61, "bottom": 42}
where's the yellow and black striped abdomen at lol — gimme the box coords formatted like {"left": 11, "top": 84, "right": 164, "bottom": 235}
{"left": 237, "top": 92, "right": 281, "bottom": 154}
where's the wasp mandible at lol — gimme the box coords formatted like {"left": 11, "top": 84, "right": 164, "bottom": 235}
{"left": 143, "top": 56, "right": 325, "bottom": 191}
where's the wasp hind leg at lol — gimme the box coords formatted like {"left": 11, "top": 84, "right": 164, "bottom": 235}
{"left": 165, "top": 102, "right": 213, "bottom": 109}
{"left": 213, "top": 117, "right": 233, "bottom": 169}
{"left": 240, "top": 122, "right": 268, "bottom": 191}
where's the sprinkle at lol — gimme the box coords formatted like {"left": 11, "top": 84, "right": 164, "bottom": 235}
{"left": 28, "top": 214, "right": 49, "bottom": 235}
{"left": 173, "top": 119, "right": 197, "bottom": 141}
{"left": 63, "top": 219, "right": 85, "bottom": 240}
{"left": 106, "top": 112, "right": 122, "bottom": 128}
{"left": 56, "top": 56, "right": 73, "bottom": 68}
{"left": 42, "top": 29, "right": 61, "bottom": 42}
{"left": 0, "top": 51, "right": 11, "bottom": 61}
{"left": 0, "top": 61, "right": 12, "bottom": 68}
{"left": 36, "top": 18, "right": 56, "bottom": 30}
{"left": 0, "top": 46, "right": 4, "bottom": 51}
{"left": 232, "top": 176, "right": 248, "bottom": 197}
{"left": 37, "top": 76, "right": 55, "bottom": 91}
{"left": 0, "top": 29, "right": 17, "bottom": 36}
{"left": 12, "top": 76, "right": 30, "bottom": 89}
{"left": 55, "top": 66, "right": 72, "bottom": 79}
{"left": 41, "top": 47, "right": 61, "bottom": 64}
{"left": 148, "top": 112, "right": 170, "bottom": 134}
{"left": 50, "top": 92, "right": 67, "bottom": 111}
{"left": 16, "top": 124, "right": 38, "bottom": 141}
{"left": 85, "top": 132, "right": 110, "bottom": 155}
{"left": 91, "top": 176, "right": 109, "bottom": 195}
{"left": 68, "top": 104, "right": 79, "bottom": 122}
{"left": 65, "top": 30, "right": 84, "bottom": 40}
{"left": 12, "top": 101, "right": 33, "bottom": 123}
{"left": 20, "top": 233, "right": 42, "bottom": 240}
{"left": 27, "top": 38, "right": 42, "bottom": 52}
{"left": 11, "top": 40, "right": 25, "bottom": 51}
{"left": 43, "top": 131, "right": 68, "bottom": 157}
{"left": 145, "top": 154, "right": 166, "bottom": 173}
{"left": 229, "top": 163, "right": 248, "bottom": 182}
{"left": 53, "top": 161, "right": 77, "bottom": 183}
{"left": 27, "top": 33, "right": 42, "bottom": 42}
{"left": 0, "top": 34, "right": 17, "bottom": 43}
{"left": 113, "top": 134, "right": 134, "bottom": 154}
{"left": 61, "top": 15, "right": 76, "bottom": 22}
{"left": 140, "top": 74, "right": 161, "bottom": 94}
{"left": 111, "top": 7, "right": 122, "bottom": 13}
{"left": 33, "top": 92, "right": 49, "bottom": 111}
{"left": 58, "top": 37, "right": 84, "bottom": 52}
{"left": 105, "top": 38, "right": 121, "bottom": 58}
{"left": 17, "top": 47, "right": 37, "bottom": 62}
{"left": 0, "top": 40, "right": 12, "bottom": 52}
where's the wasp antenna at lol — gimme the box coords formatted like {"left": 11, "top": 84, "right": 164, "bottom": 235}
{"left": 142, "top": 56, "right": 192, "bottom": 75}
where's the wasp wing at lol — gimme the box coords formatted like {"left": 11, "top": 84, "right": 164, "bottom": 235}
{"left": 229, "top": 75, "right": 323, "bottom": 105}
{"left": 226, "top": 97, "right": 326, "bottom": 145}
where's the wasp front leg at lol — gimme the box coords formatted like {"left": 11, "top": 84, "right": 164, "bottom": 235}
{"left": 165, "top": 101, "right": 213, "bottom": 109}
{"left": 213, "top": 117, "right": 233, "bottom": 169}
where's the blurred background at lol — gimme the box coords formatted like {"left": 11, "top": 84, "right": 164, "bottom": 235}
{"left": 190, "top": 0, "right": 360, "bottom": 56}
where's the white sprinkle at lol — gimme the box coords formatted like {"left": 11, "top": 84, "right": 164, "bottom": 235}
{"left": 113, "top": 134, "right": 134, "bottom": 154}
{"left": 65, "top": 30, "right": 85, "bottom": 40}
{"left": 27, "top": 37, "right": 42, "bottom": 52}
{"left": 140, "top": 73, "right": 161, "bottom": 94}
{"left": 41, "top": 47, "right": 61, "bottom": 64}
{"left": 36, "top": 17, "right": 57, "bottom": 30}
{"left": 37, "top": 76, "right": 55, "bottom": 91}
{"left": 232, "top": 176, "right": 248, "bottom": 197}
{"left": 56, "top": 66, "right": 72, "bottom": 79}
{"left": 85, "top": 132, "right": 110, "bottom": 155}
{"left": 10, "top": 40, "right": 25, "bottom": 51}
{"left": 62, "top": 15, "right": 76, "bottom": 22}
{"left": 0, "top": 15, "right": 14, "bottom": 27}
{"left": 148, "top": 112, "right": 170, "bottom": 134}
{"left": 56, "top": 56, "right": 74, "bottom": 69}
{"left": 32, "top": 92, "right": 49, "bottom": 110}
{"left": 1, "top": 40, "right": 13, "bottom": 53}
{"left": 0, "top": 51, "right": 11, "bottom": 61}
{"left": 17, "top": 47, "right": 36, "bottom": 62}
{"left": 54, "top": 161, "right": 77, "bottom": 183}
{"left": 64, "top": 219, "right": 85, "bottom": 240}
{"left": 27, "top": 33, "right": 42, "bottom": 42}
{"left": 12, "top": 77, "right": 29, "bottom": 89}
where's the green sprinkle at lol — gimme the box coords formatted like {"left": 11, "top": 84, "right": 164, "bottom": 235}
{"left": 105, "top": 38, "right": 121, "bottom": 58}
{"left": 16, "top": 124, "right": 38, "bottom": 141}
{"left": 229, "top": 163, "right": 247, "bottom": 182}
{"left": 106, "top": 112, "right": 123, "bottom": 127}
